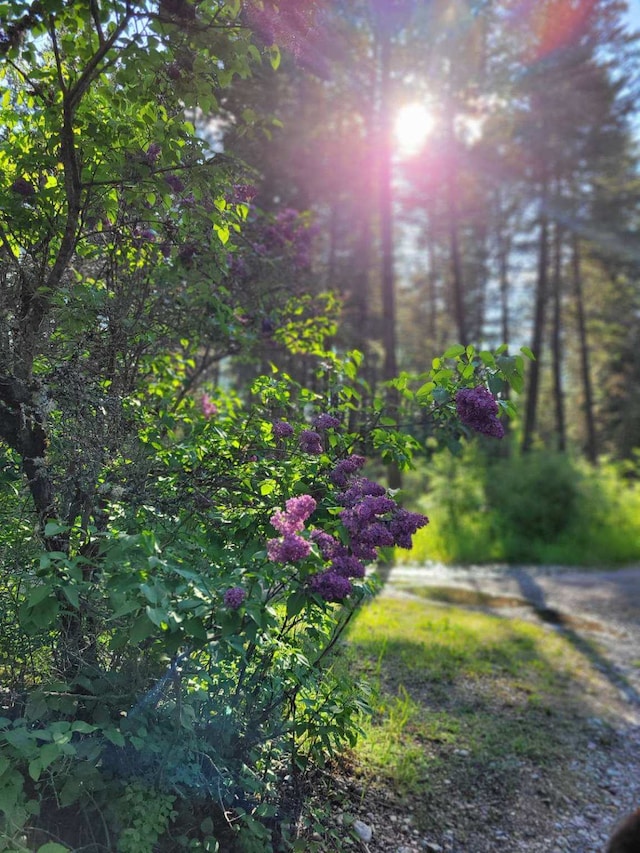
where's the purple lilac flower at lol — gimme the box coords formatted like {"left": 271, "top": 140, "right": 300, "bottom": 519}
{"left": 357, "top": 522, "right": 396, "bottom": 548}
{"left": 146, "top": 142, "right": 162, "bottom": 165}
{"left": 309, "top": 570, "right": 352, "bottom": 602}
{"left": 349, "top": 541, "right": 378, "bottom": 561}
{"left": 285, "top": 495, "right": 316, "bottom": 524}
{"left": 267, "top": 533, "right": 311, "bottom": 564}
{"left": 272, "top": 421, "right": 294, "bottom": 440}
{"left": 330, "top": 455, "right": 366, "bottom": 488}
{"left": 337, "top": 478, "right": 388, "bottom": 508}
{"left": 224, "top": 586, "right": 246, "bottom": 609}
{"left": 201, "top": 394, "right": 218, "bottom": 419}
{"left": 299, "top": 430, "right": 323, "bottom": 455}
{"left": 310, "top": 530, "right": 345, "bottom": 561}
{"left": 389, "top": 509, "right": 429, "bottom": 549}
{"left": 312, "top": 413, "right": 341, "bottom": 430}
{"left": 11, "top": 177, "right": 36, "bottom": 198}
{"left": 133, "top": 227, "right": 156, "bottom": 244}
{"left": 165, "top": 173, "right": 185, "bottom": 193}
{"left": 270, "top": 495, "right": 317, "bottom": 535}
{"left": 232, "top": 184, "right": 257, "bottom": 204}
{"left": 331, "top": 555, "right": 366, "bottom": 579}
{"left": 455, "top": 386, "right": 505, "bottom": 439}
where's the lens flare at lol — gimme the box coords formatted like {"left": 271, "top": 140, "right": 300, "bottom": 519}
{"left": 394, "top": 102, "right": 435, "bottom": 156}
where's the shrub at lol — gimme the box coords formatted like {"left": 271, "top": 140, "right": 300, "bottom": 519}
{"left": 0, "top": 343, "right": 524, "bottom": 851}
{"left": 400, "top": 447, "right": 640, "bottom": 566}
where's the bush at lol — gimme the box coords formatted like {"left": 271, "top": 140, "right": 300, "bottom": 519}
{"left": 0, "top": 357, "right": 434, "bottom": 852}
{"left": 400, "top": 446, "right": 640, "bottom": 566}
{"left": 486, "top": 452, "right": 579, "bottom": 560}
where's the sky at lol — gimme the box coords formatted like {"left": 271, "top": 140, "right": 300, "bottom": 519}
{"left": 628, "top": 0, "right": 640, "bottom": 30}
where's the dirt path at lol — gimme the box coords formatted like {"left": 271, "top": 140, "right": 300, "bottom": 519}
{"left": 385, "top": 563, "right": 640, "bottom": 717}
{"left": 335, "top": 563, "right": 640, "bottom": 852}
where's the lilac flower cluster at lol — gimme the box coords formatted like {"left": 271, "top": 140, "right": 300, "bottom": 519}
{"left": 267, "top": 495, "right": 316, "bottom": 564}
{"left": 270, "top": 495, "right": 317, "bottom": 535}
{"left": 304, "top": 458, "right": 428, "bottom": 603}
{"left": 201, "top": 394, "right": 218, "bottom": 419}
{"left": 455, "top": 386, "right": 505, "bottom": 439}
{"left": 231, "top": 184, "right": 257, "bottom": 204}
{"left": 133, "top": 226, "right": 156, "bottom": 245}
{"left": 11, "top": 177, "right": 36, "bottom": 198}
{"left": 267, "top": 535, "right": 311, "bottom": 563}
{"left": 224, "top": 586, "right": 246, "bottom": 609}
{"left": 272, "top": 420, "right": 294, "bottom": 440}
{"left": 165, "top": 173, "right": 185, "bottom": 194}
{"left": 262, "top": 208, "right": 318, "bottom": 269}
{"left": 312, "top": 413, "right": 341, "bottom": 430}
{"left": 309, "top": 571, "right": 352, "bottom": 603}
{"left": 299, "top": 430, "right": 323, "bottom": 455}
{"left": 146, "top": 142, "right": 162, "bottom": 165}
{"left": 329, "top": 454, "right": 366, "bottom": 488}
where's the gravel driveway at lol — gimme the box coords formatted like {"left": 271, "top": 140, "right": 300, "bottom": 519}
{"left": 385, "top": 562, "right": 640, "bottom": 708}
{"left": 364, "top": 562, "right": 640, "bottom": 852}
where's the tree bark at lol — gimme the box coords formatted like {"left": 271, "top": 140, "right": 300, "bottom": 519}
{"left": 445, "top": 128, "right": 468, "bottom": 347}
{"left": 377, "top": 28, "right": 401, "bottom": 489}
{"left": 572, "top": 234, "right": 597, "bottom": 463}
{"left": 551, "top": 221, "right": 566, "bottom": 452}
{"left": 522, "top": 191, "right": 550, "bottom": 454}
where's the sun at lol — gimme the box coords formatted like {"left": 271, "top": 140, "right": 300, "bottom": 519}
{"left": 394, "top": 102, "right": 435, "bottom": 156}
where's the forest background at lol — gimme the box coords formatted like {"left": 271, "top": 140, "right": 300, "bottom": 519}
{"left": 221, "top": 0, "right": 640, "bottom": 565}
{"left": 1, "top": 0, "right": 640, "bottom": 851}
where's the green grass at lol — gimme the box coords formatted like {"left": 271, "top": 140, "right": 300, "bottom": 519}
{"left": 343, "top": 595, "right": 614, "bottom": 822}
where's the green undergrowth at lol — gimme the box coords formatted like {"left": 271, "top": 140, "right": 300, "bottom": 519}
{"left": 341, "top": 596, "right": 616, "bottom": 831}
{"left": 397, "top": 447, "right": 640, "bottom": 566}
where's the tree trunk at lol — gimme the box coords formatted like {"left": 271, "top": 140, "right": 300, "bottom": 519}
{"left": 377, "top": 29, "right": 401, "bottom": 489}
{"left": 378, "top": 32, "right": 397, "bottom": 386}
{"left": 445, "top": 128, "right": 468, "bottom": 347}
{"left": 551, "top": 221, "right": 566, "bottom": 452}
{"left": 522, "top": 193, "right": 550, "bottom": 454}
{"left": 497, "top": 220, "right": 511, "bottom": 348}
{"left": 572, "top": 234, "right": 597, "bottom": 463}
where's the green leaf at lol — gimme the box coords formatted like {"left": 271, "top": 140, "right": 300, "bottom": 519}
{"left": 286, "top": 591, "right": 306, "bottom": 618}
{"left": 103, "top": 728, "right": 125, "bottom": 747}
{"left": 62, "top": 586, "right": 79, "bottom": 609}
{"left": 416, "top": 381, "right": 435, "bottom": 400}
{"left": 260, "top": 479, "right": 277, "bottom": 496}
{"left": 520, "top": 346, "right": 536, "bottom": 360}
{"left": 443, "top": 344, "right": 465, "bottom": 359}
{"left": 145, "top": 605, "right": 169, "bottom": 628}
{"left": 44, "top": 521, "right": 67, "bottom": 537}
{"left": 129, "top": 613, "right": 154, "bottom": 644}
{"left": 269, "top": 44, "right": 281, "bottom": 70}
{"left": 70, "top": 721, "right": 97, "bottom": 734}
{"left": 37, "top": 843, "right": 71, "bottom": 852}
{"left": 28, "top": 759, "right": 42, "bottom": 781}
{"left": 28, "top": 584, "right": 53, "bottom": 607}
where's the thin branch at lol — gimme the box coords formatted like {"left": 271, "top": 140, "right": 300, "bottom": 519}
{"left": 89, "top": 0, "right": 106, "bottom": 46}
{"left": 48, "top": 16, "right": 67, "bottom": 96}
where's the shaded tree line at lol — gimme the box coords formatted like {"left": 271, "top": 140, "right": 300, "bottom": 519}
{"left": 223, "top": 0, "right": 640, "bottom": 461}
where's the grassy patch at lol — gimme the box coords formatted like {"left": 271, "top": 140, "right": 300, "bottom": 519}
{"left": 343, "top": 595, "right": 614, "bottom": 835}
